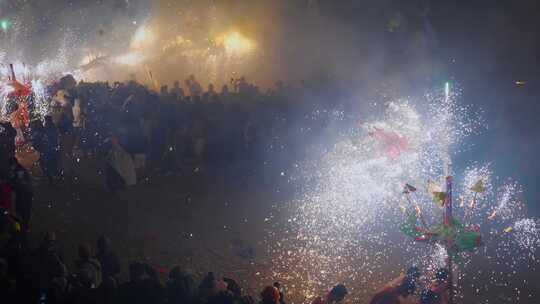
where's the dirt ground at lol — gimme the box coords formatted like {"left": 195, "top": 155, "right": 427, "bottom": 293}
{"left": 26, "top": 152, "right": 294, "bottom": 298}
{"left": 21, "top": 150, "right": 540, "bottom": 304}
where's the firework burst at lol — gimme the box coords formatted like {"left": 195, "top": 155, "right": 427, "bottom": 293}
{"left": 267, "top": 86, "right": 538, "bottom": 303}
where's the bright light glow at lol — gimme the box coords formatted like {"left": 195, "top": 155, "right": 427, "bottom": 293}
{"left": 114, "top": 52, "right": 145, "bottom": 66}
{"left": 130, "top": 25, "right": 155, "bottom": 49}
{"left": 219, "top": 31, "right": 255, "bottom": 56}
{"left": 80, "top": 53, "right": 106, "bottom": 66}
{"left": 0, "top": 20, "right": 9, "bottom": 31}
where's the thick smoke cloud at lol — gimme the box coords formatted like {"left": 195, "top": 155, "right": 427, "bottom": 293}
{"left": 0, "top": 0, "right": 435, "bottom": 92}
{"left": 0, "top": 0, "right": 149, "bottom": 74}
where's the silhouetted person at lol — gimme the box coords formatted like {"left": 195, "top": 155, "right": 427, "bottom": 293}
{"left": 0, "top": 258, "right": 16, "bottom": 303}
{"left": 368, "top": 278, "right": 417, "bottom": 304}
{"left": 260, "top": 286, "right": 280, "bottom": 304}
{"left": 171, "top": 81, "right": 185, "bottom": 101}
{"left": 30, "top": 232, "right": 68, "bottom": 304}
{"left": 7, "top": 156, "right": 33, "bottom": 236}
{"left": 38, "top": 116, "right": 59, "bottom": 184}
{"left": 198, "top": 271, "right": 216, "bottom": 301}
{"left": 166, "top": 266, "right": 196, "bottom": 304}
{"left": 74, "top": 243, "right": 101, "bottom": 289}
{"left": 95, "top": 235, "right": 121, "bottom": 282}
{"left": 311, "top": 284, "right": 348, "bottom": 304}
{"left": 67, "top": 244, "right": 101, "bottom": 304}
{"left": 96, "top": 275, "right": 118, "bottom": 304}
{"left": 118, "top": 262, "right": 163, "bottom": 304}
{"left": 274, "top": 282, "right": 286, "bottom": 304}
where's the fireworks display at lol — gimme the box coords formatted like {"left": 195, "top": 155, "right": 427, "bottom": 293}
{"left": 0, "top": 62, "right": 60, "bottom": 121}
{"left": 266, "top": 86, "right": 539, "bottom": 303}
{"left": 0, "top": 1, "right": 538, "bottom": 303}
{"left": 0, "top": 0, "right": 265, "bottom": 88}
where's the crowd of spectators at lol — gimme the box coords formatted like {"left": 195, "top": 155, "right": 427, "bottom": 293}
{"left": 0, "top": 74, "right": 350, "bottom": 304}
{"left": 0, "top": 74, "right": 449, "bottom": 304}
{"left": 18, "top": 74, "right": 348, "bottom": 192}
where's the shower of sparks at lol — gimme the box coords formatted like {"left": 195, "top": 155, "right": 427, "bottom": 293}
{"left": 266, "top": 87, "right": 538, "bottom": 303}
{"left": 0, "top": 59, "right": 72, "bottom": 121}
{"left": 219, "top": 31, "right": 255, "bottom": 57}
{"left": 512, "top": 218, "right": 540, "bottom": 254}
{"left": 487, "top": 182, "right": 523, "bottom": 221}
